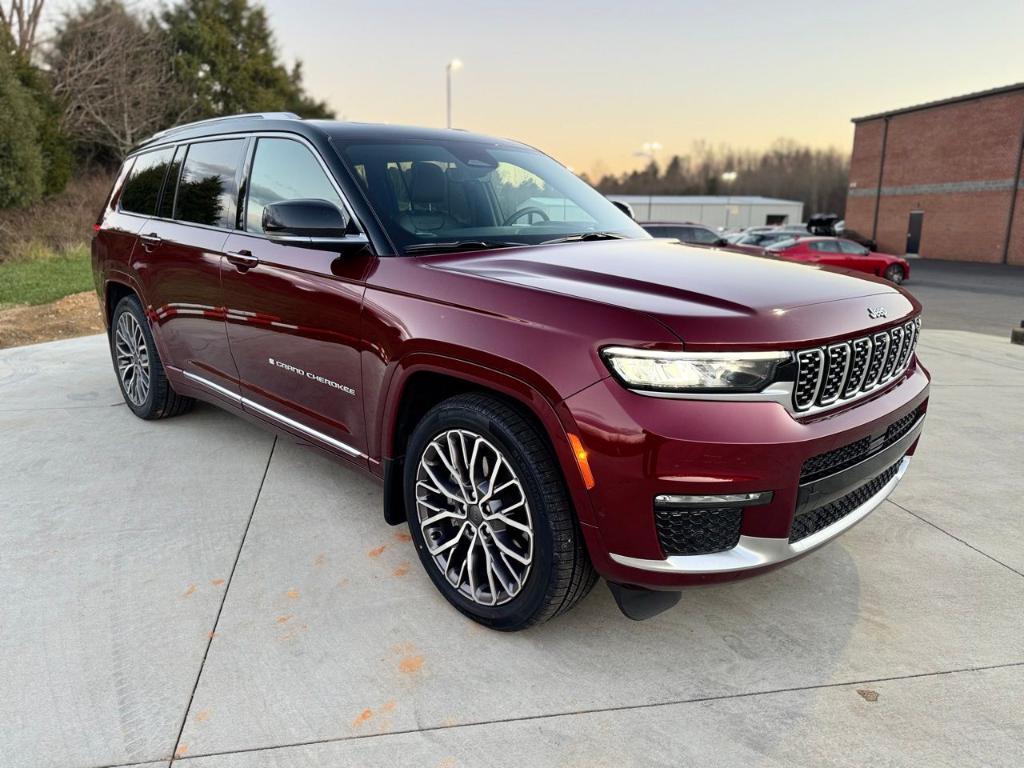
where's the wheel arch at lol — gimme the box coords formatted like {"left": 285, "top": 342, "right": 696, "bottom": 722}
{"left": 378, "top": 355, "right": 595, "bottom": 529}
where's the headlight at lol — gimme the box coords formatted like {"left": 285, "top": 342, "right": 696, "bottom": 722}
{"left": 602, "top": 347, "right": 790, "bottom": 393}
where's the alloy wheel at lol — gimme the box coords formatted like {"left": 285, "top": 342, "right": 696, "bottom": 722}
{"left": 114, "top": 311, "right": 151, "bottom": 407}
{"left": 414, "top": 429, "right": 534, "bottom": 606}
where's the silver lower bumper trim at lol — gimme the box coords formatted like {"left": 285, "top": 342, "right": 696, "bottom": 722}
{"left": 609, "top": 456, "right": 911, "bottom": 575}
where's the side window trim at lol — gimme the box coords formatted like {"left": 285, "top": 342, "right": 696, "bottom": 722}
{"left": 237, "top": 136, "right": 257, "bottom": 231}
{"left": 115, "top": 131, "right": 367, "bottom": 239}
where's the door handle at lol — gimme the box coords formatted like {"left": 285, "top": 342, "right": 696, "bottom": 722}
{"left": 139, "top": 233, "right": 162, "bottom": 252}
{"left": 226, "top": 250, "right": 259, "bottom": 270}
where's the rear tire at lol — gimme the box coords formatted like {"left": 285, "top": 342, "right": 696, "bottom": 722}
{"left": 109, "top": 295, "right": 194, "bottom": 420}
{"left": 404, "top": 393, "right": 597, "bottom": 631}
{"left": 884, "top": 264, "right": 905, "bottom": 284}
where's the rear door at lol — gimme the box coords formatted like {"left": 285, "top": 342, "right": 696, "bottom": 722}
{"left": 220, "top": 135, "right": 371, "bottom": 464}
{"left": 137, "top": 138, "right": 248, "bottom": 398}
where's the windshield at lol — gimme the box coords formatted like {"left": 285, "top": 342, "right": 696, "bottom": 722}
{"left": 339, "top": 139, "right": 648, "bottom": 253}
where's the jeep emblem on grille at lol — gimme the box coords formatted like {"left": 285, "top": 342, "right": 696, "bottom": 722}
{"left": 867, "top": 307, "right": 887, "bottom": 319}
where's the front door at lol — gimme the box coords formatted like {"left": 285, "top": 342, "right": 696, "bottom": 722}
{"left": 220, "top": 136, "right": 371, "bottom": 464}
{"left": 906, "top": 211, "right": 924, "bottom": 255}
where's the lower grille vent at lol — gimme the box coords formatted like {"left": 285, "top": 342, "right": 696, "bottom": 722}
{"left": 655, "top": 507, "right": 743, "bottom": 556}
{"left": 789, "top": 461, "right": 902, "bottom": 543}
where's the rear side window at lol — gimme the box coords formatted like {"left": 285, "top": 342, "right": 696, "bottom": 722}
{"left": 688, "top": 227, "right": 720, "bottom": 245}
{"left": 813, "top": 240, "right": 841, "bottom": 253}
{"left": 245, "top": 138, "right": 344, "bottom": 233}
{"left": 120, "top": 148, "right": 175, "bottom": 215}
{"left": 174, "top": 139, "right": 246, "bottom": 228}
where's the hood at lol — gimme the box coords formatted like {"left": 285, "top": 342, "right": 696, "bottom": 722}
{"left": 427, "top": 239, "right": 919, "bottom": 348}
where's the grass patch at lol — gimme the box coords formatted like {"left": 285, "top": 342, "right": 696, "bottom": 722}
{"left": 0, "top": 244, "right": 93, "bottom": 308}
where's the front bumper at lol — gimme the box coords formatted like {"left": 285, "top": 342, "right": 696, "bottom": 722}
{"left": 562, "top": 361, "right": 930, "bottom": 589}
{"left": 610, "top": 455, "right": 910, "bottom": 575}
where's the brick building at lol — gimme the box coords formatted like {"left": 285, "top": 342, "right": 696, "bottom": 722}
{"left": 846, "top": 83, "right": 1024, "bottom": 265}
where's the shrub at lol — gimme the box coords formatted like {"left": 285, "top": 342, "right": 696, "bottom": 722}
{"left": 0, "top": 41, "right": 44, "bottom": 208}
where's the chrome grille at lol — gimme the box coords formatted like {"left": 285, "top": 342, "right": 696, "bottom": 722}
{"left": 793, "top": 318, "right": 921, "bottom": 413}
{"left": 794, "top": 349, "right": 824, "bottom": 410}
{"left": 843, "top": 337, "right": 872, "bottom": 397}
{"left": 818, "top": 343, "right": 851, "bottom": 405}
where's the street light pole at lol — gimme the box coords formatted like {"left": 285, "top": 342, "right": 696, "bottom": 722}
{"left": 446, "top": 59, "right": 462, "bottom": 128}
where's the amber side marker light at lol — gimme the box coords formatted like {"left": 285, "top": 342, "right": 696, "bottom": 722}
{"left": 567, "top": 433, "right": 595, "bottom": 490}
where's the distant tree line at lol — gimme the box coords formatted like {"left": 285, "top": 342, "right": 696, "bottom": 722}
{"left": 592, "top": 140, "right": 850, "bottom": 218}
{"left": 0, "top": 0, "right": 332, "bottom": 209}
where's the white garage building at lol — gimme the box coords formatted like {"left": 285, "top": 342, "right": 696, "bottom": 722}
{"left": 607, "top": 195, "right": 804, "bottom": 230}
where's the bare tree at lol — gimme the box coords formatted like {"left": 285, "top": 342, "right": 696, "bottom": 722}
{"left": 48, "top": 3, "right": 190, "bottom": 158}
{"left": 1, "top": 0, "right": 46, "bottom": 59}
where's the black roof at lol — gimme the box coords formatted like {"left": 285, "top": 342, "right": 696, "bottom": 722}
{"left": 134, "top": 113, "right": 525, "bottom": 154}
{"left": 852, "top": 82, "right": 1024, "bottom": 123}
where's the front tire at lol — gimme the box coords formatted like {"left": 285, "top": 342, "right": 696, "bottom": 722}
{"left": 404, "top": 393, "right": 597, "bottom": 631}
{"left": 109, "top": 295, "right": 194, "bottom": 420}
{"left": 884, "top": 264, "right": 905, "bottom": 284}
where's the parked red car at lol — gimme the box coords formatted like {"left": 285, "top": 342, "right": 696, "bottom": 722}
{"left": 92, "top": 114, "right": 928, "bottom": 629}
{"left": 768, "top": 237, "right": 911, "bottom": 283}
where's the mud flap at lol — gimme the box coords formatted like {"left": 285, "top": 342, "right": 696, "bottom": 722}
{"left": 607, "top": 582, "right": 681, "bottom": 621}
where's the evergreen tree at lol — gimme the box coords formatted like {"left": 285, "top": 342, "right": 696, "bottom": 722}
{"left": 161, "top": 0, "right": 333, "bottom": 120}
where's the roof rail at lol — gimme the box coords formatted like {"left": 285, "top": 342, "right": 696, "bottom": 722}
{"left": 143, "top": 112, "right": 301, "bottom": 145}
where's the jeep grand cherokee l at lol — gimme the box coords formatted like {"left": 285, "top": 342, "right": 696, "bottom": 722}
{"left": 92, "top": 113, "right": 929, "bottom": 629}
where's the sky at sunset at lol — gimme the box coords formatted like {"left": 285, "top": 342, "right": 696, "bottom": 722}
{"left": 155, "top": 1, "right": 1024, "bottom": 177}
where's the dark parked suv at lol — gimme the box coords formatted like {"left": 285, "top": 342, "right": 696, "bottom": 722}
{"left": 93, "top": 113, "right": 929, "bottom": 629}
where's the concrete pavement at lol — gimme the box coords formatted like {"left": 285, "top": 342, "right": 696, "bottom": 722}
{"left": 1, "top": 330, "right": 1022, "bottom": 768}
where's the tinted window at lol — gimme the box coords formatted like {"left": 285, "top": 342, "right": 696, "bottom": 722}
{"left": 812, "top": 240, "right": 841, "bottom": 253}
{"left": 120, "top": 148, "right": 175, "bottom": 215}
{"left": 174, "top": 139, "right": 245, "bottom": 228}
{"left": 245, "top": 138, "right": 344, "bottom": 233}
{"left": 644, "top": 225, "right": 690, "bottom": 239}
{"left": 688, "top": 227, "right": 721, "bottom": 245}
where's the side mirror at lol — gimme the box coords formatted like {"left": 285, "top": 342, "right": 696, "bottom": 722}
{"left": 609, "top": 200, "right": 635, "bottom": 220}
{"left": 263, "top": 199, "right": 365, "bottom": 249}
{"left": 716, "top": 238, "right": 729, "bottom": 247}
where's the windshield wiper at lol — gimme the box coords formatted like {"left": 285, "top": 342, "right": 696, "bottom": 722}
{"left": 541, "top": 232, "right": 628, "bottom": 244}
{"left": 404, "top": 240, "right": 521, "bottom": 255}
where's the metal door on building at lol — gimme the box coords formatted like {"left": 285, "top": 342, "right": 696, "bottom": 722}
{"left": 906, "top": 211, "right": 924, "bottom": 255}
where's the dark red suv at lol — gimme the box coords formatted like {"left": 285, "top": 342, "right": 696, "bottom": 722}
{"left": 93, "top": 114, "right": 929, "bottom": 629}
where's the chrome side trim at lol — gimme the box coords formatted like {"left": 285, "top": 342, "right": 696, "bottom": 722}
{"left": 610, "top": 456, "right": 910, "bottom": 575}
{"left": 182, "top": 370, "right": 364, "bottom": 459}
{"left": 183, "top": 370, "right": 241, "bottom": 404}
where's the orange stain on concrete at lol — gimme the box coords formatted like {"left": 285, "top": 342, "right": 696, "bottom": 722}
{"left": 394, "top": 531, "right": 413, "bottom": 542}
{"left": 276, "top": 615, "right": 292, "bottom": 625}
{"left": 382, "top": 700, "right": 396, "bottom": 713}
{"left": 210, "top": 578, "right": 225, "bottom": 587}
{"left": 399, "top": 655, "right": 425, "bottom": 674}
{"left": 337, "top": 577, "right": 350, "bottom": 588}
{"left": 314, "top": 553, "right": 326, "bottom": 567}
{"left": 195, "top": 709, "right": 211, "bottom": 722}
{"left": 206, "top": 631, "right": 218, "bottom": 640}
{"left": 392, "top": 562, "right": 410, "bottom": 577}
{"left": 353, "top": 708, "right": 373, "bottom": 726}
{"left": 286, "top": 588, "right": 300, "bottom": 599}
{"left": 368, "top": 545, "right": 387, "bottom": 558}
{"left": 182, "top": 584, "right": 197, "bottom": 598}
{"left": 174, "top": 744, "right": 188, "bottom": 757}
